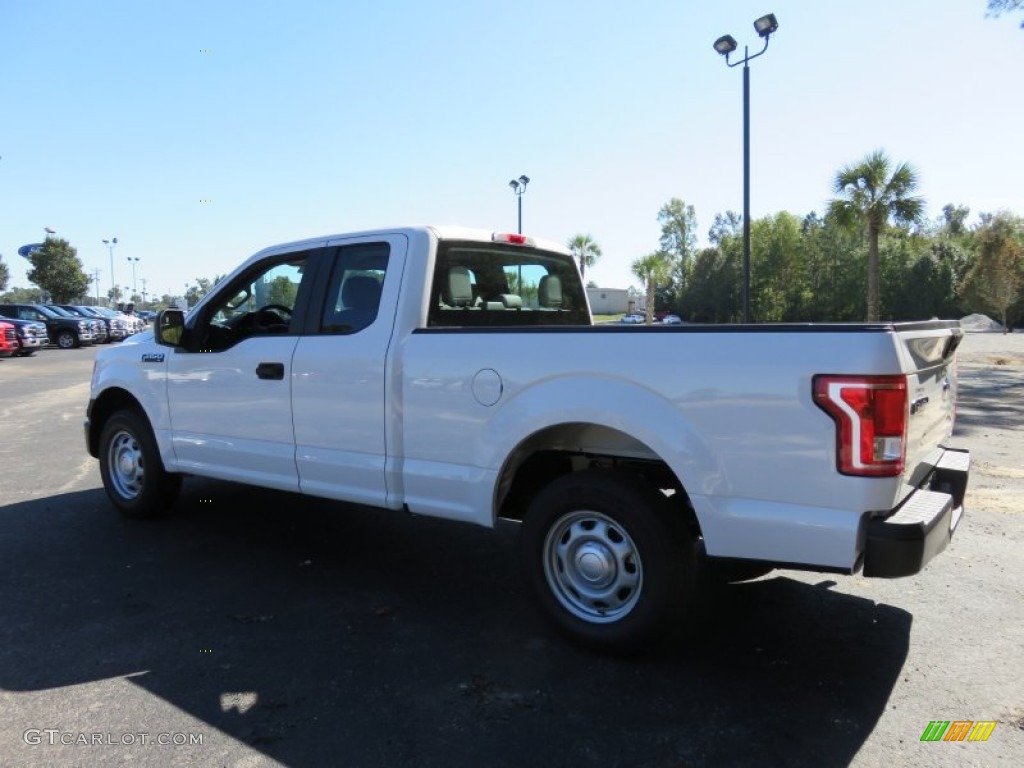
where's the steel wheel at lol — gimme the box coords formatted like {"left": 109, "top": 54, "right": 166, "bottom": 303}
{"left": 521, "top": 469, "right": 697, "bottom": 651}
{"left": 543, "top": 510, "right": 643, "bottom": 623}
{"left": 98, "top": 409, "right": 181, "bottom": 518}
{"left": 57, "top": 330, "right": 77, "bottom": 349}
{"left": 106, "top": 428, "right": 145, "bottom": 500}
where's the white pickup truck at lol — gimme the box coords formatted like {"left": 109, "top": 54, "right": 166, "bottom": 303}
{"left": 85, "top": 226, "right": 970, "bottom": 650}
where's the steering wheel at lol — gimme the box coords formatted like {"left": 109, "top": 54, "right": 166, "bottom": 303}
{"left": 253, "top": 304, "right": 293, "bottom": 332}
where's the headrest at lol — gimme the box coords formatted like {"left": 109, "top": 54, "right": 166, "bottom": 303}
{"left": 447, "top": 266, "right": 474, "bottom": 307}
{"left": 498, "top": 294, "right": 522, "bottom": 309}
{"left": 538, "top": 275, "right": 562, "bottom": 308}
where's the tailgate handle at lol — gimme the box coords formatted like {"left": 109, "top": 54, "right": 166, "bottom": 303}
{"left": 256, "top": 362, "right": 285, "bottom": 380}
{"left": 911, "top": 396, "right": 930, "bottom": 414}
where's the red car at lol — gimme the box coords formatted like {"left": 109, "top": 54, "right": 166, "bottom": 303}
{"left": 0, "top": 321, "right": 19, "bottom": 357}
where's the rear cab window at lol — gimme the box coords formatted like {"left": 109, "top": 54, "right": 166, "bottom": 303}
{"left": 428, "top": 240, "right": 590, "bottom": 327}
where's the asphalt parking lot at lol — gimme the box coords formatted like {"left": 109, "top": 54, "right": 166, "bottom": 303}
{"left": 1, "top": 337, "right": 1021, "bottom": 768}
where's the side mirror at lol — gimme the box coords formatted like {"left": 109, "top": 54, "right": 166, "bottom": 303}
{"left": 156, "top": 309, "right": 185, "bottom": 347}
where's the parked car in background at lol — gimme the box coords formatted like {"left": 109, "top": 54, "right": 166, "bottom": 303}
{"left": 59, "top": 305, "right": 126, "bottom": 342}
{"left": 47, "top": 305, "right": 107, "bottom": 344}
{"left": 0, "top": 317, "right": 49, "bottom": 356}
{"left": 0, "top": 320, "right": 17, "bottom": 357}
{"left": 98, "top": 307, "right": 142, "bottom": 335}
{"left": 661, "top": 314, "right": 683, "bottom": 325}
{"left": 619, "top": 313, "right": 646, "bottom": 324}
{"left": 0, "top": 304, "right": 95, "bottom": 349}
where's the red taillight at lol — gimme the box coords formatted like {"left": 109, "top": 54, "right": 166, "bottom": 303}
{"left": 491, "top": 232, "right": 534, "bottom": 246}
{"left": 813, "top": 375, "right": 908, "bottom": 477}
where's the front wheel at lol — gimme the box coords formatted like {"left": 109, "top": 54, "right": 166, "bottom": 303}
{"left": 520, "top": 470, "right": 696, "bottom": 652}
{"left": 56, "top": 330, "right": 78, "bottom": 349}
{"left": 98, "top": 409, "right": 182, "bottom": 518}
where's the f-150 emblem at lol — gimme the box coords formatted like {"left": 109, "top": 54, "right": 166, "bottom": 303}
{"left": 141, "top": 353, "right": 165, "bottom": 363}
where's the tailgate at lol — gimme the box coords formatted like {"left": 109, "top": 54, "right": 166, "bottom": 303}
{"left": 893, "top": 321, "right": 963, "bottom": 500}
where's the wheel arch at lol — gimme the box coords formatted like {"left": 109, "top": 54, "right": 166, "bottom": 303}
{"left": 87, "top": 387, "right": 147, "bottom": 458}
{"left": 494, "top": 422, "right": 703, "bottom": 539}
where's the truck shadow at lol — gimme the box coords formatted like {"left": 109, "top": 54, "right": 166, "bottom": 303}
{"left": 1, "top": 481, "right": 910, "bottom": 768}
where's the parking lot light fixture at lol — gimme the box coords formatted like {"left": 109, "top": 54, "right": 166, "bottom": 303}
{"left": 127, "top": 256, "right": 140, "bottom": 299}
{"left": 508, "top": 175, "right": 530, "bottom": 234}
{"left": 103, "top": 238, "right": 118, "bottom": 306}
{"left": 712, "top": 13, "right": 779, "bottom": 324}
{"left": 714, "top": 35, "right": 738, "bottom": 55}
{"left": 754, "top": 14, "right": 779, "bottom": 38}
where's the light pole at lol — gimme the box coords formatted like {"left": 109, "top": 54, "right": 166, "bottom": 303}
{"left": 102, "top": 238, "right": 118, "bottom": 305}
{"left": 127, "top": 256, "right": 140, "bottom": 299}
{"left": 508, "top": 175, "right": 530, "bottom": 234}
{"left": 713, "top": 13, "right": 779, "bottom": 324}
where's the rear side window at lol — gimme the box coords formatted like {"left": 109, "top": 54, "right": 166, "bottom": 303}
{"left": 428, "top": 242, "right": 590, "bottom": 327}
{"left": 320, "top": 243, "right": 390, "bottom": 334}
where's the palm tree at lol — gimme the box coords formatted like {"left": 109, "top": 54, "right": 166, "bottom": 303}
{"left": 567, "top": 234, "right": 602, "bottom": 279}
{"left": 631, "top": 251, "right": 672, "bottom": 325}
{"left": 828, "top": 149, "right": 924, "bottom": 321}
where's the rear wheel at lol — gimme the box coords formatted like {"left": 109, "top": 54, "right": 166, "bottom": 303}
{"left": 98, "top": 409, "right": 181, "bottom": 518}
{"left": 520, "top": 470, "right": 696, "bottom": 652}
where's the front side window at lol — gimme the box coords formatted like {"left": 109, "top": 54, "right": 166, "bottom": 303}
{"left": 196, "top": 253, "right": 309, "bottom": 350}
{"left": 428, "top": 242, "right": 589, "bottom": 327}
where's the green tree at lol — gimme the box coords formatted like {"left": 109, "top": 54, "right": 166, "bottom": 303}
{"left": 987, "top": 0, "right": 1024, "bottom": 26}
{"left": 0, "top": 254, "right": 9, "bottom": 291}
{"left": 567, "top": 234, "right": 602, "bottom": 280}
{"left": 27, "top": 237, "right": 90, "bottom": 303}
{"left": 750, "top": 212, "right": 807, "bottom": 321}
{"left": 828, "top": 150, "right": 924, "bottom": 321}
{"left": 961, "top": 212, "right": 1024, "bottom": 330}
{"left": 265, "top": 275, "right": 299, "bottom": 306}
{"left": 631, "top": 251, "right": 673, "bottom": 325}
{"left": 0, "top": 285, "right": 46, "bottom": 303}
{"left": 657, "top": 199, "right": 698, "bottom": 305}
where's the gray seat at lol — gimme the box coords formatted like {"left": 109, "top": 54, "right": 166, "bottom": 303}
{"left": 445, "top": 266, "right": 475, "bottom": 307}
{"left": 538, "top": 275, "right": 562, "bottom": 308}
{"left": 327, "top": 276, "right": 381, "bottom": 332}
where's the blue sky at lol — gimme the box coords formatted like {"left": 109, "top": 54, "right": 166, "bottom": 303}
{"left": 2, "top": 0, "right": 1022, "bottom": 299}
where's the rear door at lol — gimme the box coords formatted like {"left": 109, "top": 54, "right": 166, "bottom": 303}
{"left": 290, "top": 234, "right": 407, "bottom": 508}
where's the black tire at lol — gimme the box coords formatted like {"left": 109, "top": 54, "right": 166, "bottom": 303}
{"left": 18, "top": 348, "right": 36, "bottom": 357}
{"left": 98, "top": 409, "right": 182, "bottom": 518}
{"left": 520, "top": 470, "right": 697, "bottom": 652}
{"left": 56, "top": 330, "right": 78, "bottom": 349}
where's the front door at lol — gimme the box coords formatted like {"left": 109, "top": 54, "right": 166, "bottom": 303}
{"left": 166, "top": 247, "right": 324, "bottom": 491}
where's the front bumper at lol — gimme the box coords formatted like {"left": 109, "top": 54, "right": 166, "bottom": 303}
{"left": 20, "top": 336, "right": 48, "bottom": 348}
{"left": 863, "top": 447, "right": 970, "bottom": 577}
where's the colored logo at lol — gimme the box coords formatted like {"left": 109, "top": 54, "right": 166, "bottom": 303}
{"left": 920, "top": 721, "right": 996, "bottom": 742}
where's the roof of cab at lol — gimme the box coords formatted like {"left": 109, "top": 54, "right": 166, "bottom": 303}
{"left": 249, "top": 225, "right": 571, "bottom": 260}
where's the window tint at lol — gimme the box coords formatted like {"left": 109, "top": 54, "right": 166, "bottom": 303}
{"left": 428, "top": 242, "right": 589, "bottom": 327}
{"left": 320, "top": 243, "right": 390, "bottom": 334}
